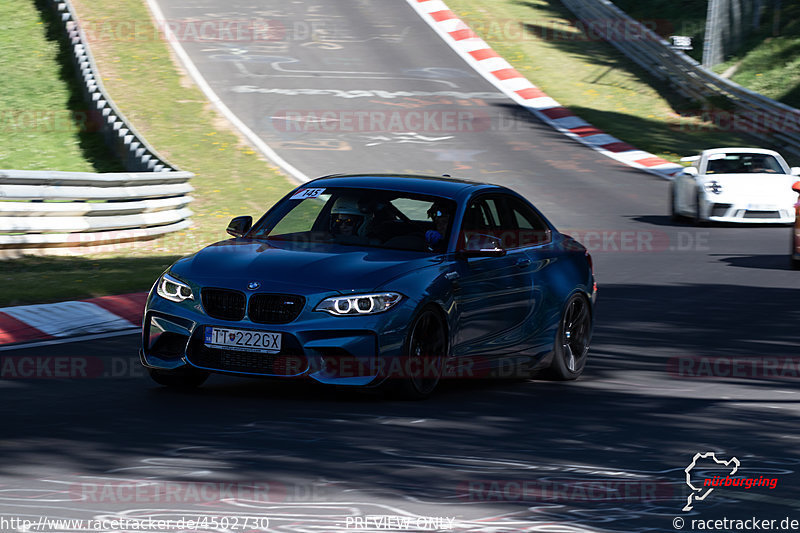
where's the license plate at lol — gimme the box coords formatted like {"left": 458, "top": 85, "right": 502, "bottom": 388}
{"left": 748, "top": 204, "right": 774, "bottom": 211}
{"left": 204, "top": 326, "right": 281, "bottom": 354}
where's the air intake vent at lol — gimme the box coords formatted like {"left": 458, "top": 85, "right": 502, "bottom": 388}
{"left": 743, "top": 210, "right": 780, "bottom": 219}
{"left": 710, "top": 203, "right": 732, "bottom": 217}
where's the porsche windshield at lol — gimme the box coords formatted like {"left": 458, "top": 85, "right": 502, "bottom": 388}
{"left": 249, "top": 188, "right": 456, "bottom": 252}
{"left": 705, "top": 153, "right": 786, "bottom": 174}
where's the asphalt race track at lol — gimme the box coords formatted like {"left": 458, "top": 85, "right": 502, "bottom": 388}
{"left": 1, "top": 1, "right": 799, "bottom": 531}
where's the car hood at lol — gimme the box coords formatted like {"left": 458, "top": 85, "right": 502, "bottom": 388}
{"left": 701, "top": 174, "right": 797, "bottom": 199}
{"left": 170, "top": 239, "right": 442, "bottom": 294}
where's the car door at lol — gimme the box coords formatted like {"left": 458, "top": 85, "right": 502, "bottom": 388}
{"left": 503, "top": 195, "right": 558, "bottom": 355}
{"left": 450, "top": 195, "right": 535, "bottom": 360}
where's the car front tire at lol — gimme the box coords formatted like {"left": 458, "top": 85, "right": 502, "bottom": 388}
{"left": 670, "top": 183, "right": 683, "bottom": 222}
{"left": 393, "top": 306, "right": 447, "bottom": 400}
{"left": 693, "top": 190, "right": 708, "bottom": 226}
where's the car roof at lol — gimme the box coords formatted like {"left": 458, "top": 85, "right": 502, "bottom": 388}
{"left": 303, "top": 173, "right": 507, "bottom": 199}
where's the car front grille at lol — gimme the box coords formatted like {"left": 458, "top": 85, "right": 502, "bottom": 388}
{"left": 201, "top": 289, "right": 305, "bottom": 323}
{"left": 201, "top": 288, "right": 246, "bottom": 321}
{"left": 743, "top": 210, "right": 780, "bottom": 219}
{"left": 248, "top": 294, "right": 305, "bottom": 324}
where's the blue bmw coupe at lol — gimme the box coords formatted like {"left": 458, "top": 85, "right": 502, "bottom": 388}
{"left": 141, "top": 174, "right": 596, "bottom": 398}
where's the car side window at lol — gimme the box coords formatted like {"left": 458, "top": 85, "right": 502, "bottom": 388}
{"left": 484, "top": 198, "right": 502, "bottom": 229}
{"left": 505, "top": 197, "right": 551, "bottom": 248}
{"left": 462, "top": 199, "right": 496, "bottom": 233}
{"left": 460, "top": 198, "right": 499, "bottom": 250}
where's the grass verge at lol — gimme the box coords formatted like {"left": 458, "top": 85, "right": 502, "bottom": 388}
{"left": 717, "top": 11, "right": 800, "bottom": 108}
{"left": 444, "top": 0, "right": 782, "bottom": 164}
{"left": 0, "top": 0, "right": 294, "bottom": 307}
{"left": 724, "top": 36, "right": 800, "bottom": 108}
{"left": 0, "top": 256, "right": 176, "bottom": 305}
{"left": 0, "top": 0, "right": 121, "bottom": 171}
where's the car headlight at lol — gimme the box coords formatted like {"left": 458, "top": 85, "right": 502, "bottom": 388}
{"left": 156, "top": 273, "right": 194, "bottom": 302}
{"left": 704, "top": 180, "right": 723, "bottom": 194}
{"left": 315, "top": 292, "right": 403, "bottom": 316}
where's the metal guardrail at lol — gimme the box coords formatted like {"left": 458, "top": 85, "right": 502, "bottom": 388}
{"left": 0, "top": 2, "right": 196, "bottom": 255}
{"left": 0, "top": 170, "right": 194, "bottom": 250}
{"left": 559, "top": 0, "right": 800, "bottom": 159}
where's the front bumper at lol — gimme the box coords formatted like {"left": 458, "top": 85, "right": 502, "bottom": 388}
{"left": 141, "top": 291, "right": 416, "bottom": 387}
{"left": 703, "top": 200, "right": 794, "bottom": 224}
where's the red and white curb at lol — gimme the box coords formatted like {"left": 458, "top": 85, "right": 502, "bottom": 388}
{"left": 0, "top": 292, "right": 147, "bottom": 346}
{"left": 408, "top": 0, "right": 684, "bottom": 179}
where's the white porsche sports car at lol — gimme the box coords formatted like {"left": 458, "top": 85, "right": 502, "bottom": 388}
{"left": 671, "top": 147, "right": 800, "bottom": 224}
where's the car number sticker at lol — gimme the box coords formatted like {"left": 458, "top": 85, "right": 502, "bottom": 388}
{"left": 204, "top": 326, "right": 282, "bottom": 354}
{"left": 290, "top": 188, "right": 326, "bottom": 200}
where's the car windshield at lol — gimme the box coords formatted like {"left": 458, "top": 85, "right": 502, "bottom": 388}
{"left": 249, "top": 187, "right": 456, "bottom": 253}
{"left": 705, "top": 153, "right": 786, "bottom": 174}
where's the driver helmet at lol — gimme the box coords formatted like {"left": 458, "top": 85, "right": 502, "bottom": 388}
{"left": 330, "top": 196, "right": 370, "bottom": 236}
{"left": 427, "top": 202, "right": 451, "bottom": 233}
{"left": 427, "top": 202, "right": 450, "bottom": 220}
{"left": 426, "top": 202, "right": 451, "bottom": 248}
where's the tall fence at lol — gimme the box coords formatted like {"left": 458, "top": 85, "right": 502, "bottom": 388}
{"left": 559, "top": 0, "right": 800, "bottom": 159}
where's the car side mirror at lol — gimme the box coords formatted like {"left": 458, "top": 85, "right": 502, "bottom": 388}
{"left": 458, "top": 234, "right": 506, "bottom": 258}
{"left": 226, "top": 216, "right": 252, "bottom": 238}
{"left": 791, "top": 167, "right": 800, "bottom": 176}
{"left": 682, "top": 167, "right": 698, "bottom": 176}
{"left": 793, "top": 181, "right": 800, "bottom": 194}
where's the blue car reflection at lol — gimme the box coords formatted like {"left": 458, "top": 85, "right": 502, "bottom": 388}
{"left": 140, "top": 174, "right": 596, "bottom": 398}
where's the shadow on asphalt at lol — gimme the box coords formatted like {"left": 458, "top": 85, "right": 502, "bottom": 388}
{"left": 631, "top": 215, "right": 794, "bottom": 229}
{"left": 713, "top": 254, "right": 795, "bottom": 271}
{"left": 0, "top": 283, "right": 798, "bottom": 525}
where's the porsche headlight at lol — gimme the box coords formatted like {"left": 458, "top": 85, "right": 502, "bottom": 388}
{"left": 704, "top": 180, "right": 723, "bottom": 195}
{"left": 156, "top": 273, "right": 194, "bottom": 302}
{"left": 315, "top": 292, "right": 403, "bottom": 316}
